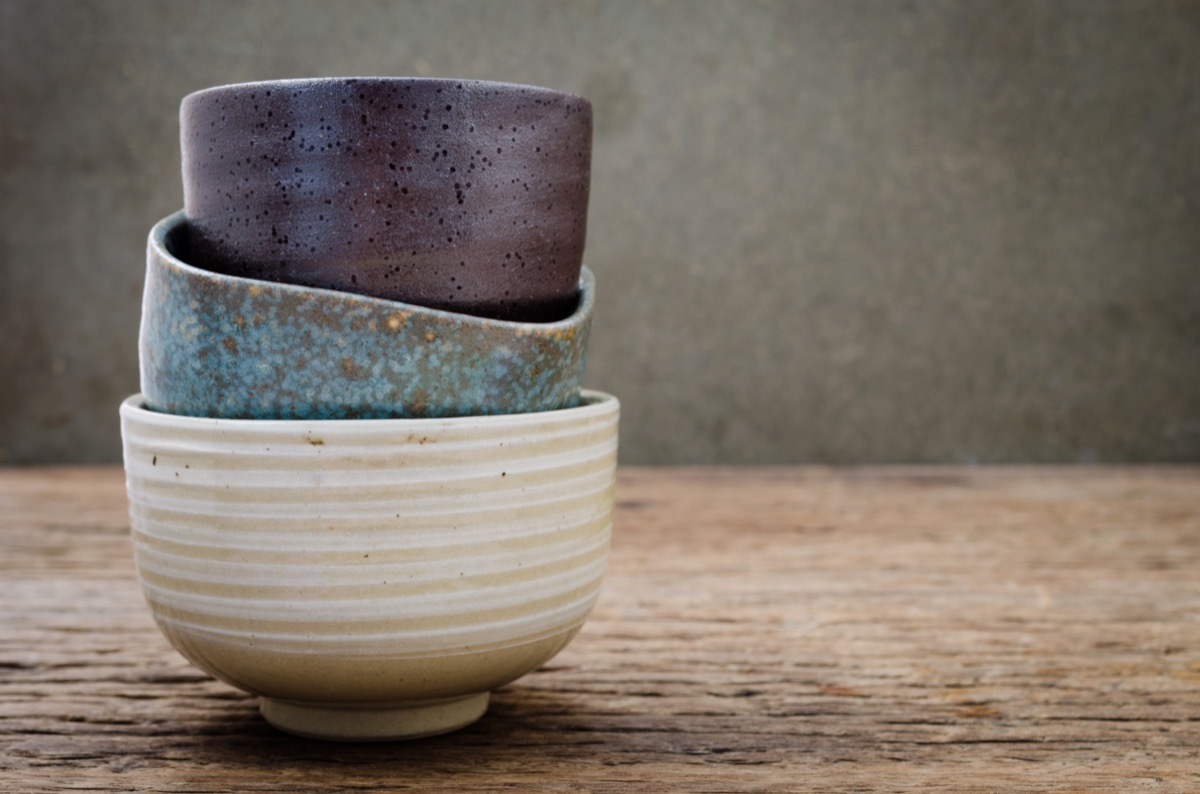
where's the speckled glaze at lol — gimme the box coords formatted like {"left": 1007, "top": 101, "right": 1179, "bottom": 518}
{"left": 120, "top": 390, "right": 619, "bottom": 741}
{"left": 181, "top": 77, "right": 592, "bottom": 322}
{"left": 140, "top": 212, "right": 593, "bottom": 420}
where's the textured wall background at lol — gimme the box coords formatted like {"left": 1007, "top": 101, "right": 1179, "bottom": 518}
{"left": 2, "top": 0, "right": 1198, "bottom": 465}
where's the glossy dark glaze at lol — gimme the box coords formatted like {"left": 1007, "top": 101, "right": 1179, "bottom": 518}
{"left": 181, "top": 78, "right": 591, "bottom": 322}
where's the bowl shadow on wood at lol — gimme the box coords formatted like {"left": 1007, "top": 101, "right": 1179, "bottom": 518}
{"left": 169, "top": 672, "right": 613, "bottom": 766}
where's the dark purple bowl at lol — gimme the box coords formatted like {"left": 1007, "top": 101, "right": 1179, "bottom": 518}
{"left": 181, "top": 77, "right": 591, "bottom": 322}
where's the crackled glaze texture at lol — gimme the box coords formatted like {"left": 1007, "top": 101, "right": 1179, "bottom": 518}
{"left": 120, "top": 390, "right": 619, "bottom": 740}
{"left": 140, "top": 213, "right": 593, "bottom": 420}
{"left": 181, "top": 77, "right": 592, "bottom": 322}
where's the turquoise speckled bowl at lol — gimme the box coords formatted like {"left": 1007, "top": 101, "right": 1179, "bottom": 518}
{"left": 139, "top": 212, "right": 593, "bottom": 419}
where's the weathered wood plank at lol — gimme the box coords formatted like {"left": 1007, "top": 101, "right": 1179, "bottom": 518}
{"left": 2, "top": 466, "right": 1198, "bottom": 791}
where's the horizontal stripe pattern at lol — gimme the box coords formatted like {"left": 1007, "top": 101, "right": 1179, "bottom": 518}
{"left": 121, "top": 391, "right": 618, "bottom": 691}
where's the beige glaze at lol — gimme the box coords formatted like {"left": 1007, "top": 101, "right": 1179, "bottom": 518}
{"left": 120, "top": 391, "right": 618, "bottom": 740}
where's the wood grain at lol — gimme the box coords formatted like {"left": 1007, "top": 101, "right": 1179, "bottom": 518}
{"left": 2, "top": 466, "right": 1198, "bottom": 792}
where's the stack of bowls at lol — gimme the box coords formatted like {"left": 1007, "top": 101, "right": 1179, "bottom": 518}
{"left": 120, "top": 78, "right": 619, "bottom": 741}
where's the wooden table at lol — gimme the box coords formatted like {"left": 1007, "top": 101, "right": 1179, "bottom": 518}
{"left": 2, "top": 466, "right": 1198, "bottom": 792}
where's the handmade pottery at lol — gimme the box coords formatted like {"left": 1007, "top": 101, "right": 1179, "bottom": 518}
{"left": 120, "top": 389, "right": 619, "bottom": 741}
{"left": 181, "top": 77, "right": 592, "bottom": 322}
{"left": 140, "top": 212, "right": 593, "bottom": 420}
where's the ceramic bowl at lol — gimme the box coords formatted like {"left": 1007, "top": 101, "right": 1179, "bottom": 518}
{"left": 140, "top": 212, "right": 594, "bottom": 420}
{"left": 120, "top": 389, "right": 619, "bottom": 741}
{"left": 181, "top": 77, "right": 592, "bottom": 322}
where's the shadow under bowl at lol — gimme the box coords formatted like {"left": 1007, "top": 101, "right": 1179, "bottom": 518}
{"left": 140, "top": 212, "right": 594, "bottom": 420}
{"left": 120, "top": 389, "right": 619, "bottom": 741}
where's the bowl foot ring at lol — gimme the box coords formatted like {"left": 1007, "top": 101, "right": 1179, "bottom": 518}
{"left": 260, "top": 692, "right": 489, "bottom": 741}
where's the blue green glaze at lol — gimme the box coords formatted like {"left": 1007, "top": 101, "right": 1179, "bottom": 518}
{"left": 140, "top": 213, "right": 592, "bottom": 419}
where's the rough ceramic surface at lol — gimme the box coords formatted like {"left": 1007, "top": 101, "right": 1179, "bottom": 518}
{"left": 140, "top": 212, "right": 593, "bottom": 420}
{"left": 120, "top": 389, "right": 619, "bottom": 741}
{"left": 181, "top": 77, "right": 592, "bottom": 322}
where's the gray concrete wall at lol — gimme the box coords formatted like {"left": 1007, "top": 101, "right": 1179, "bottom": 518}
{"left": 2, "top": 0, "right": 1198, "bottom": 464}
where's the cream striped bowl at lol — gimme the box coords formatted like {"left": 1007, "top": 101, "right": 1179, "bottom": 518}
{"left": 119, "top": 390, "right": 618, "bottom": 741}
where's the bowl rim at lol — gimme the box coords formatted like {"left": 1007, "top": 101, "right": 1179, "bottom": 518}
{"left": 150, "top": 212, "right": 595, "bottom": 333}
{"left": 181, "top": 76, "right": 591, "bottom": 110}
{"left": 120, "top": 389, "right": 617, "bottom": 431}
